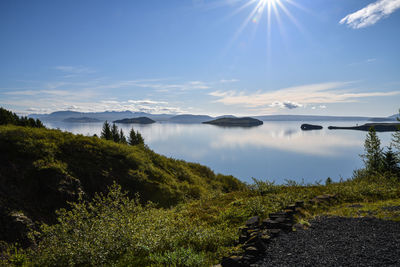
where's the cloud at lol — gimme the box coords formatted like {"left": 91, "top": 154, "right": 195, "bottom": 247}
{"left": 220, "top": 79, "right": 239, "bottom": 83}
{"left": 55, "top": 66, "right": 95, "bottom": 74}
{"left": 209, "top": 82, "right": 400, "bottom": 110}
{"left": 271, "top": 101, "right": 303, "bottom": 109}
{"left": 340, "top": 0, "right": 400, "bottom": 29}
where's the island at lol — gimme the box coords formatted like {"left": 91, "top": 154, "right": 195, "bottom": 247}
{"left": 300, "top": 124, "right": 323, "bottom": 130}
{"left": 328, "top": 123, "right": 400, "bottom": 132}
{"left": 203, "top": 117, "right": 263, "bottom": 127}
{"left": 63, "top": 117, "right": 100, "bottom": 123}
{"left": 113, "top": 117, "right": 155, "bottom": 124}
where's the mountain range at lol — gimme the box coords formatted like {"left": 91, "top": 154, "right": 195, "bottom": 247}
{"left": 29, "top": 111, "right": 399, "bottom": 124}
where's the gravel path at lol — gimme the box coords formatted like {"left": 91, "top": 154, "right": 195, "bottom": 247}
{"left": 256, "top": 216, "right": 400, "bottom": 267}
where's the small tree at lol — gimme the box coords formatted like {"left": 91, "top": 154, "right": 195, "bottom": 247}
{"left": 119, "top": 129, "right": 127, "bottom": 144}
{"left": 392, "top": 109, "right": 400, "bottom": 153}
{"left": 361, "top": 127, "right": 383, "bottom": 173}
{"left": 128, "top": 128, "right": 144, "bottom": 146}
{"left": 111, "top": 123, "right": 120, "bottom": 143}
{"left": 101, "top": 121, "right": 112, "bottom": 140}
{"left": 383, "top": 146, "right": 399, "bottom": 175}
{"left": 136, "top": 130, "right": 144, "bottom": 145}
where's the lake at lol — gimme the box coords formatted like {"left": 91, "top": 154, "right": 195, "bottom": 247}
{"left": 44, "top": 121, "right": 394, "bottom": 184}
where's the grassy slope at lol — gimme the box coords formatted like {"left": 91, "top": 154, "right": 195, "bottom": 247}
{"left": 0, "top": 126, "right": 244, "bottom": 230}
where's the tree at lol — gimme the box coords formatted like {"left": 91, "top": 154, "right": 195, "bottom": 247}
{"left": 361, "top": 127, "right": 383, "bottom": 173}
{"left": 383, "top": 146, "right": 399, "bottom": 176}
{"left": 119, "top": 129, "right": 127, "bottom": 144}
{"left": 128, "top": 128, "right": 144, "bottom": 146}
{"left": 111, "top": 123, "right": 120, "bottom": 143}
{"left": 0, "top": 107, "right": 44, "bottom": 128}
{"left": 135, "top": 130, "right": 144, "bottom": 145}
{"left": 392, "top": 109, "right": 400, "bottom": 152}
{"left": 101, "top": 121, "right": 112, "bottom": 140}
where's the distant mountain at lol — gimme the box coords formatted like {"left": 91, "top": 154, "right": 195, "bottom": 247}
{"left": 29, "top": 111, "right": 174, "bottom": 122}
{"left": 203, "top": 117, "right": 263, "bottom": 127}
{"left": 167, "top": 114, "right": 214, "bottom": 123}
{"left": 215, "top": 115, "right": 237, "bottom": 119}
{"left": 254, "top": 115, "right": 372, "bottom": 121}
{"left": 113, "top": 117, "right": 155, "bottom": 124}
{"left": 63, "top": 117, "right": 100, "bottom": 123}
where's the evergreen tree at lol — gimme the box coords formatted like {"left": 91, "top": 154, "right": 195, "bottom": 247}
{"left": 383, "top": 146, "right": 399, "bottom": 175}
{"left": 0, "top": 107, "right": 44, "bottom": 128}
{"left": 101, "top": 121, "right": 112, "bottom": 140}
{"left": 111, "top": 123, "right": 120, "bottom": 143}
{"left": 361, "top": 127, "right": 383, "bottom": 173}
{"left": 128, "top": 128, "right": 137, "bottom": 145}
{"left": 119, "top": 129, "right": 127, "bottom": 144}
{"left": 392, "top": 109, "right": 400, "bottom": 152}
{"left": 128, "top": 128, "right": 144, "bottom": 145}
{"left": 136, "top": 130, "right": 144, "bottom": 145}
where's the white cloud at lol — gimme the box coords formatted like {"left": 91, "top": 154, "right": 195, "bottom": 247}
{"left": 220, "top": 79, "right": 239, "bottom": 83}
{"left": 209, "top": 82, "right": 400, "bottom": 111}
{"left": 340, "top": 0, "right": 400, "bottom": 29}
{"left": 270, "top": 101, "right": 303, "bottom": 109}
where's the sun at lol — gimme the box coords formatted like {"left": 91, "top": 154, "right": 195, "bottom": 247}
{"left": 224, "top": 0, "right": 303, "bottom": 54}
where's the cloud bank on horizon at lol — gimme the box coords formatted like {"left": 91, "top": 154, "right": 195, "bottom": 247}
{"left": 209, "top": 82, "right": 400, "bottom": 113}
{"left": 340, "top": 0, "right": 400, "bottom": 29}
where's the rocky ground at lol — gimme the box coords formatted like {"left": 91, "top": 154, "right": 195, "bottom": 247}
{"left": 255, "top": 216, "right": 400, "bottom": 267}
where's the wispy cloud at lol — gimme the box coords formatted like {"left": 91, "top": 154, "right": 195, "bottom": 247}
{"left": 340, "top": 0, "right": 400, "bottom": 29}
{"left": 348, "top": 58, "right": 377, "bottom": 66}
{"left": 209, "top": 82, "right": 400, "bottom": 111}
{"left": 55, "top": 65, "right": 95, "bottom": 74}
{"left": 220, "top": 79, "right": 239, "bottom": 83}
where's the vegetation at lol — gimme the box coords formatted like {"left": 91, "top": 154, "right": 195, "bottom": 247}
{"left": 360, "top": 125, "right": 400, "bottom": 178}
{"left": 0, "top": 107, "right": 44, "bottom": 128}
{"left": 1, "top": 107, "right": 400, "bottom": 266}
{"left": 128, "top": 128, "right": 145, "bottom": 146}
{"left": 100, "top": 121, "right": 144, "bottom": 146}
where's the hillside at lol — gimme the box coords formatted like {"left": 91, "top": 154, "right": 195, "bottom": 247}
{"left": 113, "top": 117, "right": 155, "bottom": 124}
{"left": 168, "top": 114, "right": 214, "bottom": 123}
{"left": 203, "top": 117, "right": 263, "bottom": 127}
{"left": 0, "top": 125, "right": 244, "bottom": 247}
{"left": 63, "top": 117, "right": 100, "bottom": 123}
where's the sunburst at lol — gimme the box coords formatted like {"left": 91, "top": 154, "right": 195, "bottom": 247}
{"left": 223, "top": 0, "right": 305, "bottom": 56}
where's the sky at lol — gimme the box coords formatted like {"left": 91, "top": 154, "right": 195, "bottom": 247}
{"left": 0, "top": 0, "right": 399, "bottom": 117}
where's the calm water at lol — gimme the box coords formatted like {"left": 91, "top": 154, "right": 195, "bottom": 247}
{"left": 45, "top": 121, "right": 394, "bottom": 184}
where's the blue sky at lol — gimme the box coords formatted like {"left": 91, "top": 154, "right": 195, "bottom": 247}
{"left": 1, "top": 0, "right": 399, "bottom": 116}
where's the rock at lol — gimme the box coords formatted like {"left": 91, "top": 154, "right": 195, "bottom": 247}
{"left": 267, "top": 229, "right": 281, "bottom": 237}
{"left": 221, "top": 256, "right": 243, "bottom": 267}
{"left": 245, "top": 216, "right": 260, "bottom": 228}
{"left": 263, "top": 219, "right": 279, "bottom": 229}
{"left": 245, "top": 246, "right": 259, "bottom": 256}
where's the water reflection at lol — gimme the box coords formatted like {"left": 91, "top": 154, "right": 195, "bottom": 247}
{"left": 44, "top": 121, "right": 393, "bottom": 183}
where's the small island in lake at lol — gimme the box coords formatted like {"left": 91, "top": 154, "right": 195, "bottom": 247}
{"left": 113, "top": 117, "right": 155, "bottom": 124}
{"left": 301, "top": 124, "right": 323, "bottom": 130}
{"left": 203, "top": 117, "right": 263, "bottom": 127}
{"left": 328, "top": 123, "right": 400, "bottom": 132}
{"left": 63, "top": 117, "right": 100, "bottom": 123}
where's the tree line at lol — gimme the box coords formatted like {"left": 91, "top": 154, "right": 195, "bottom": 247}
{"left": 361, "top": 112, "right": 400, "bottom": 178}
{"left": 0, "top": 107, "right": 44, "bottom": 128}
{"left": 100, "top": 121, "right": 144, "bottom": 146}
